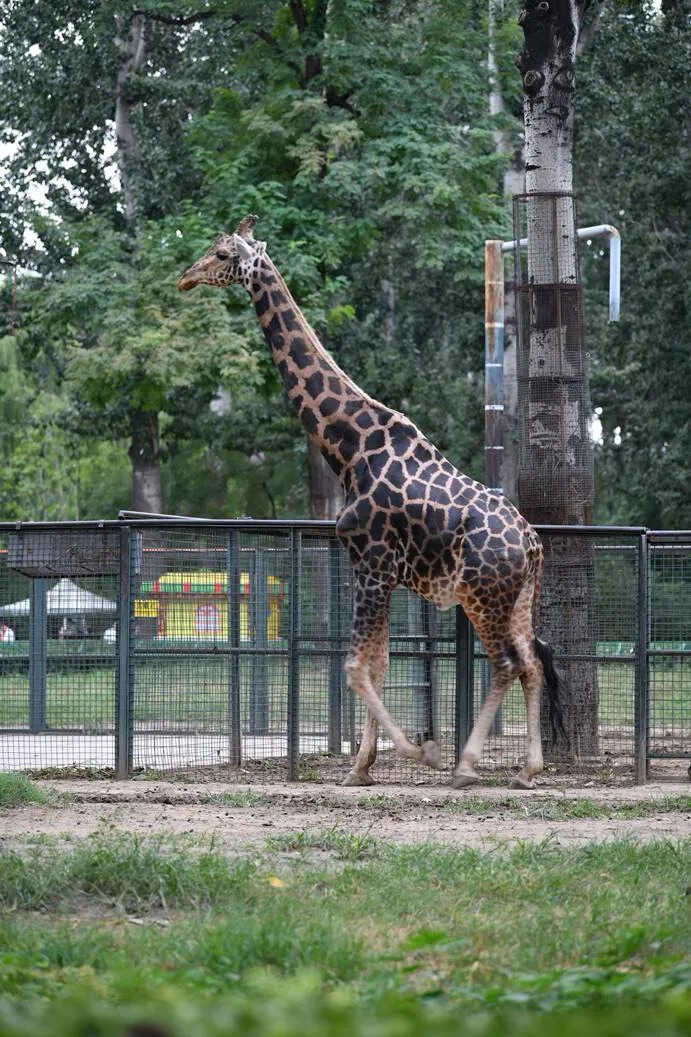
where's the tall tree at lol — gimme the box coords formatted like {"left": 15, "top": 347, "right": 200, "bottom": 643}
{"left": 516, "top": 0, "right": 599, "bottom": 757}
{"left": 0, "top": 1, "right": 245, "bottom": 513}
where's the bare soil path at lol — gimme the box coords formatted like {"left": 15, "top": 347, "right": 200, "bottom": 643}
{"left": 1, "top": 780, "right": 689, "bottom": 851}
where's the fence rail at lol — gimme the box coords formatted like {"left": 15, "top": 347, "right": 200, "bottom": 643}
{"left": 0, "top": 520, "right": 688, "bottom": 784}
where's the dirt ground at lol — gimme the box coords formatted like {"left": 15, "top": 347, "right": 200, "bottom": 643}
{"left": 1, "top": 778, "right": 689, "bottom": 851}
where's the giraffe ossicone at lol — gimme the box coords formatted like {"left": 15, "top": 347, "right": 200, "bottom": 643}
{"left": 177, "top": 215, "right": 565, "bottom": 789}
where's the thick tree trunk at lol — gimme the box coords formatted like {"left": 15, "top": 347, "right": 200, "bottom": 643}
{"left": 517, "top": 0, "right": 599, "bottom": 758}
{"left": 129, "top": 409, "right": 162, "bottom": 514}
{"left": 114, "top": 13, "right": 145, "bottom": 236}
{"left": 307, "top": 436, "right": 343, "bottom": 520}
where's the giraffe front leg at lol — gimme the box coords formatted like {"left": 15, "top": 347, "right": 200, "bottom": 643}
{"left": 344, "top": 580, "right": 442, "bottom": 772}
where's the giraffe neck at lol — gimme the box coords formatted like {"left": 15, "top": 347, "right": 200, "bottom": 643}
{"left": 249, "top": 254, "right": 374, "bottom": 481}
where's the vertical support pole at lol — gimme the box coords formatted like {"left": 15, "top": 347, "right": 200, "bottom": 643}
{"left": 634, "top": 532, "right": 649, "bottom": 785}
{"left": 287, "top": 529, "right": 301, "bottom": 780}
{"left": 28, "top": 578, "right": 47, "bottom": 734}
{"left": 484, "top": 239, "right": 505, "bottom": 495}
{"left": 408, "top": 594, "right": 431, "bottom": 743}
{"left": 227, "top": 530, "right": 242, "bottom": 767}
{"left": 423, "top": 599, "right": 440, "bottom": 745}
{"left": 327, "top": 538, "right": 342, "bottom": 753}
{"left": 454, "top": 606, "right": 475, "bottom": 765}
{"left": 249, "top": 546, "right": 269, "bottom": 734}
{"left": 115, "top": 526, "right": 133, "bottom": 778}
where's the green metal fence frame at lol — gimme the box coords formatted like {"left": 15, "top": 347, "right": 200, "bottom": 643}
{"left": 1, "top": 519, "right": 689, "bottom": 783}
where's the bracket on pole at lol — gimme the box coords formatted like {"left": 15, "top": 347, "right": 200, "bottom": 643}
{"left": 501, "top": 224, "right": 621, "bottom": 322}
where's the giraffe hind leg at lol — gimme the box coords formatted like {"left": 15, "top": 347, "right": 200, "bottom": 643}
{"left": 343, "top": 710, "right": 378, "bottom": 786}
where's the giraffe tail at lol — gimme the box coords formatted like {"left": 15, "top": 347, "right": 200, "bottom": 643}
{"left": 533, "top": 636, "right": 567, "bottom": 744}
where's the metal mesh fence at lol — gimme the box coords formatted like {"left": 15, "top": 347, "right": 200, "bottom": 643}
{"left": 513, "top": 193, "right": 594, "bottom": 525}
{"left": 648, "top": 535, "right": 691, "bottom": 762}
{"left": 0, "top": 521, "right": 688, "bottom": 782}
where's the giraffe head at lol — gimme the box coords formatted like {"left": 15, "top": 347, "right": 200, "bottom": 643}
{"left": 176, "top": 214, "right": 265, "bottom": 292}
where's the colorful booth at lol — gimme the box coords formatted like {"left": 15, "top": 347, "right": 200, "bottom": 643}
{"left": 137, "top": 571, "right": 283, "bottom": 641}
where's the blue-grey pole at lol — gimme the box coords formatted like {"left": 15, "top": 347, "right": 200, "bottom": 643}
{"left": 327, "top": 538, "right": 342, "bottom": 753}
{"left": 115, "top": 527, "right": 133, "bottom": 778}
{"left": 287, "top": 529, "right": 301, "bottom": 780}
{"left": 28, "top": 578, "right": 47, "bottom": 734}
{"left": 455, "top": 606, "right": 474, "bottom": 766}
{"left": 227, "top": 531, "right": 242, "bottom": 767}
{"left": 634, "top": 533, "right": 649, "bottom": 784}
{"left": 249, "top": 547, "right": 269, "bottom": 734}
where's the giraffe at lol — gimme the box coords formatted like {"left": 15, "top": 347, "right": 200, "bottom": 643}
{"left": 177, "top": 215, "right": 564, "bottom": 790}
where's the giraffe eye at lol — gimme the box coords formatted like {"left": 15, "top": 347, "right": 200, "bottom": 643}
{"left": 215, "top": 250, "right": 230, "bottom": 261}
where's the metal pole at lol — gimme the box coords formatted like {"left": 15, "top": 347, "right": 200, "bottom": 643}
{"left": 423, "top": 599, "right": 440, "bottom": 745}
{"left": 484, "top": 239, "right": 505, "bottom": 495}
{"left": 454, "top": 606, "right": 475, "bottom": 765}
{"left": 249, "top": 546, "right": 269, "bottom": 734}
{"left": 408, "top": 594, "right": 431, "bottom": 742}
{"left": 327, "top": 538, "right": 342, "bottom": 753}
{"left": 115, "top": 527, "right": 133, "bottom": 778}
{"left": 287, "top": 529, "right": 301, "bottom": 780}
{"left": 28, "top": 578, "right": 47, "bottom": 734}
{"left": 634, "top": 532, "right": 649, "bottom": 784}
{"left": 227, "top": 531, "right": 242, "bottom": 767}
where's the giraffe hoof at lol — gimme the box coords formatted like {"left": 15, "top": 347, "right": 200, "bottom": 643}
{"left": 510, "top": 776, "right": 536, "bottom": 790}
{"left": 420, "top": 740, "right": 443, "bottom": 770}
{"left": 342, "top": 771, "right": 376, "bottom": 787}
{"left": 451, "top": 770, "right": 481, "bottom": 789}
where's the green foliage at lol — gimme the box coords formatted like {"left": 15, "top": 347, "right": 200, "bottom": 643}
{"left": 576, "top": 1, "right": 690, "bottom": 526}
{"left": 0, "top": 972, "right": 688, "bottom": 1037}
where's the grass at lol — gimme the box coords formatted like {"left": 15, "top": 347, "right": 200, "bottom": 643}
{"left": 0, "top": 834, "right": 688, "bottom": 985}
{"left": 356, "top": 793, "right": 691, "bottom": 821}
{"left": 0, "top": 772, "right": 47, "bottom": 807}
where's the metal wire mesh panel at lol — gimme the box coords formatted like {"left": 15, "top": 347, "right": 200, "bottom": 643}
{"left": 513, "top": 193, "right": 593, "bottom": 525}
{"left": 648, "top": 538, "right": 691, "bottom": 762}
{"left": 480, "top": 531, "right": 640, "bottom": 771}
{"left": 130, "top": 526, "right": 292, "bottom": 777}
{"left": 1, "top": 520, "right": 682, "bottom": 783}
{"left": 0, "top": 527, "right": 118, "bottom": 772}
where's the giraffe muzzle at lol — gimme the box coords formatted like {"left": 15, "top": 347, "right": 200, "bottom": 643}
{"left": 176, "top": 269, "right": 199, "bottom": 291}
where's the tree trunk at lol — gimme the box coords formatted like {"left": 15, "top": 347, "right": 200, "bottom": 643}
{"left": 114, "top": 13, "right": 145, "bottom": 237}
{"left": 129, "top": 409, "right": 162, "bottom": 514}
{"left": 307, "top": 436, "right": 343, "bottom": 520}
{"left": 517, "top": 0, "right": 599, "bottom": 758}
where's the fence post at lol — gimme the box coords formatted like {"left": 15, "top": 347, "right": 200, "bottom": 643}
{"left": 287, "top": 529, "right": 301, "bottom": 780}
{"left": 634, "top": 532, "right": 649, "bottom": 784}
{"left": 454, "top": 606, "right": 474, "bottom": 765}
{"left": 28, "top": 578, "right": 47, "bottom": 734}
{"left": 424, "top": 600, "right": 440, "bottom": 745}
{"left": 249, "top": 546, "right": 269, "bottom": 734}
{"left": 327, "top": 538, "right": 342, "bottom": 753}
{"left": 227, "top": 530, "right": 242, "bottom": 767}
{"left": 115, "top": 526, "right": 133, "bottom": 778}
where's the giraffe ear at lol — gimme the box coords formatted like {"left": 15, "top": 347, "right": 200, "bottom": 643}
{"left": 232, "top": 233, "right": 255, "bottom": 261}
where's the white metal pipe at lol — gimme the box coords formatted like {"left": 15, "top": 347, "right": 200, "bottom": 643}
{"left": 502, "top": 223, "right": 621, "bottom": 322}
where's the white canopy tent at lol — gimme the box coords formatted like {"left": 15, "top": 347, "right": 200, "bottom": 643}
{"left": 0, "top": 578, "right": 116, "bottom": 616}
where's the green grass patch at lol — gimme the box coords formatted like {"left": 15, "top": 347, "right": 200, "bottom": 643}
{"left": 0, "top": 773, "right": 47, "bottom": 808}
{"left": 0, "top": 833, "right": 256, "bottom": 913}
{"left": 357, "top": 794, "right": 691, "bottom": 821}
{"left": 0, "top": 834, "right": 688, "bottom": 1034}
